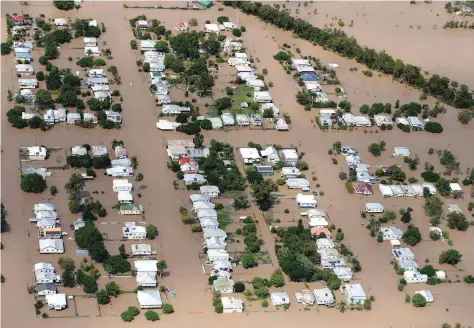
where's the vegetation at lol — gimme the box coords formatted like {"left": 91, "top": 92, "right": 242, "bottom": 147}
{"left": 412, "top": 293, "right": 427, "bottom": 307}
{"left": 424, "top": 122, "right": 443, "bottom": 134}
{"left": 446, "top": 212, "right": 469, "bottom": 231}
{"left": 104, "top": 255, "right": 131, "bottom": 274}
{"left": 162, "top": 303, "right": 174, "bottom": 314}
{"left": 64, "top": 173, "right": 85, "bottom": 199}
{"left": 439, "top": 249, "right": 462, "bottom": 265}
{"left": 53, "top": 0, "right": 74, "bottom": 10}
{"left": 251, "top": 180, "right": 278, "bottom": 210}
{"left": 424, "top": 196, "right": 443, "bottom": 226}
{"left": 75, "top": 221, "right": 109, "bottom": 262}
{"left": 402, "top": 225, "right": 422, "bottom": 246}
{"left": 146, "top": 224, "right": 159, "bottom": 239}
{"left": 20, "top": 173, "right": 46, "bottom": 193}
{"left": 145, "top": 310, "right": 160, "bottom": 321}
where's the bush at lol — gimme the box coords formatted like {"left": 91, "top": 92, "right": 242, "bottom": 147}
{"left": 233, "top": 281, "right": 245, "bottom": 292}
{"left": 424, "top": 122, "right": 443, "bottom": 133}
{"left": 145, "top": 310, "right": 160, "bottom": 321}
{"left": 232, "top": 28, "right": 242, "bottom": 37}
{"left": 402, "top": 225, "right": 422, "bottom": 246}
{"left": 127, "top": 306, "right": 140, "bottom": 316}
{"left": 261, "top": 299, "right": 268, "bottom": 307}
{"left": 412, "top": 294, "right": 427, "bottom": 307}
{"left": 96, "top": 289, "right": 110, "bottom": 305}
{"left": 130, "top": 40, "right": 137, "bottom": 50}
{"left": 429, "top": 230, "right": 441, "bottom": 241}
{"left": 21, "top": 173, "right": 46, "bottom": 193}
{"left": 421, "top": 171, "right": 440, "bottom": 182}
{"left": 420, "top": 265, "right": 436, "bottom": 277}
{"left": 446, "top": 212, "right": 469, "bottom": 231}
{"left": 162, "top": 303, "right": 174, "bottom": 314}
{"left": 104, "top": 255, "right": 131, "bottom": 274}
{"left": 439, "top": 249, "right": 462, "bottom": 265}
{"left": 146, "top": 224, "right": 159, "bottom": 239}
{"left": 464, "top": 275, "right": 474, "bottom": 284}
{"left": 121, "top": 311, "right": 134, "bottom": 322}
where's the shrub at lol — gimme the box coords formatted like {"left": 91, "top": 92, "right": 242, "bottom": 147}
{"left": 420, "top": 265, "right": 436, "bottom": 277}
{"left": 439, "top": 249, "right": 462, "bottom": 265}
{"left": 21, "top": 173, "right": 46, "bottom": 193}
{"left": 121, "top": 311, "right": 134, "bottom": 322}
{"left": 421, "top": 171, "right": 440, "bottom": 182}
{"left": 145, "top": 310, "right": 160, "bottom": 321}
{"left": 424, "top": 122, "right": 443, "bottom": 133}
{"left": 261, "top": 299, "right": 268, "bottom": 307}
{"left": 162, "top": 303, "right": 174, "bottom": 314}
{"left": 146, "top": 224, "right": 159, "bottom": 239}
{"left": 412, "top": 293, "right": 427, "bottom": 307}
{"left": 127, "top": 306, "right": 140, "bottom": 316}
{"left": 233, "top": 281, "right": 245, "bottom": 292}
{"left": 232, "top": 28, "right": 242, "bottom": 37}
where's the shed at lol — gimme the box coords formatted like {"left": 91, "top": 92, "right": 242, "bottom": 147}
{"left": 239, "top": 148, "right": 261, "bottom": 164}
{"left": 46, "top": 294, "right": 67, "bottom": 310}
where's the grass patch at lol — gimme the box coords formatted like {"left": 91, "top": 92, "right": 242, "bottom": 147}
{"left": 253, "top": 252, "right": 272, "bottom": 264}
{"left": 217, "top": 207, "right": 232, "bottom": 230}
{"left": 221, "top": 190, "right": 246, "bottom": 199}
{"left": 230, "top": 86, "right": 255, "bottom": 117}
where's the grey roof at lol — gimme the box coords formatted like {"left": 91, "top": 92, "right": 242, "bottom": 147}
{"left": 38, "top": 283, "right": 57, "bottom": 292}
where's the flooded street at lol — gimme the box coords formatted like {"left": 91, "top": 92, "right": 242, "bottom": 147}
{"left": 1, "top": 2, "right": 473, "bottom": 328}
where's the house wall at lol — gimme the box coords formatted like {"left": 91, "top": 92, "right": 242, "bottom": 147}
{"left": 124, "top": 232, "right": 146, "bottom": 239}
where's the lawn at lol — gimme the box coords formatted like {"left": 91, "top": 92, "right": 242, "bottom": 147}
{"left": 221, "top": 190, "right": 246, "bottom": 199}
{"left": 217, "top": 207, "right": 233, "bottom": 230}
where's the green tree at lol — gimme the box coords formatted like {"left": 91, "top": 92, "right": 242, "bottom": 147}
{"left": 105, "top": 281, "right": 121, "bottom": 297}
{"left": 412, "top": 293, "right": 427, "bottom": 307}
{"left": 127, "top": 306, "right": 140, "bottom": 316}
{"left": 6, "top": 106, "right": 28, "bottom": 129}
{"left": 193, "top": 133, "right": 204, "bottom": 148}
{"left": 64, "top": 173, "right": 85, "bottom": 199}
{"left": 402, "top": 225, "right": 422, "bottom": 246}
{"left": 157, "top": 260, "right": 168, "bottom": 277}
{"left": 145, "top": 310, "right": 160, "bottom": 321}
{"left": 121, "top": 311, "right": 134, "bottom": 322}
{"left": 118, "top": 244, "right": 127, "bottom": 259}
{"left": 1, "top": 42, "right": 12, "bottom": 55}
{"left": 146, "top": 224, "right": 159, "bottom": 239}
{"left": 439, "top": 249, "right": 462, "bottom": 265}
{"left": 251, "top": 180, "right": 277, "bottom": 210}
{"left": 458, "top": 109, "right": 472, "bottom": 124}
{"left": 83, "top": 275, "right": 98, "bottom": 293}
{"left": 242, "top": 252, "right": 256, "bottom": 268}
{"left": 368, "top": 143, "right": 382, "bottom": 156}
{"left": 58, "top": 257, "right": 76, "bottom": 271}
{"left": 420, "top": 265, "right": 436, "bottom": 277}
{"left": 254, "top": 286, "right": 269, "bottom": 299}
{"left": 446, "top": 212, "right": 469, "bottom": 231}
{"left": 96, "top": 289, "right": 110, "bottom": 304}
{"left": 162, "top": 303, "right": 174, "bottom": 314}
{"left": 35, "top": 89, "right": 54, "bottom": 110}
{"left": 201, "top": 33, "right": 221, "bottom": 55}
{"left": 424, "top": 196, "right": 444, "bottom": 225}
{"left": 53, "top": 0, "right": 74, "bottom": 10}
{"left": 104, "top": 255, "right": 131, "bottom": 274}
{"left": 214, "top": 97, "right": 232, "bottom": 113}
{"left": 270, "top": 269, "right": 285, "bottom": 287}
{"left": 21, "top": 173, "right": 46, "bottom": 193}
{"left": 62, "top": 269, "right": 75, "bottom": 287}
{"left": 232, "top": 28, "right": 242, "bottom": 37}
{"left": 233, "top": 281, "right": 245, "bottom": 292}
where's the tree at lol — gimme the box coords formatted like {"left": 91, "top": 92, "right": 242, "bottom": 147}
{"left": 121, "top": 311, "right": 134, "bottom": 322}
{"left": 424, "top": 196, "right": 444, "bottom": 225}
{"left": 58, "top": 257, "right": 76, "bottom": 271}
{"left": 412, "top": 293, "right": 427, "bottom": 307}
{"left": 45, "top": 71, "right": 62, "bottom": 90}
{"left": 6, "top": 107, "right": 27, "bottom": 129}
{"left": 164, "top": 54, "right": 185, "bottom": 73}
{"left": 53, "top": 0, "right": 74, "bottom": 10}
{"left": 421, "top": 171, "right": 440, "bottom": 182}
{"left": 420, "top": 265, "right": 436, "bottom": 277}
{"left": 246, "top": 167, "right": 264, "bottom": 184}
{"left": 336, "top": 231, "right": 345, "bottom": 241}
{"left": 232, "top": 28, "right": 242, "bottom": 37}
{"left": 62, "top": 269, "right": 75, "bottom": 287}
{"left": 193, "top": 133, "right": 204, "bottom": 148}
{"left": 424, "top": 122, "right": 443, "bottom": 133}
{"left": 234, "top": 281, "right": 245, "bottom": 292}
{"left": 146, "top": 224, "right": 159, "bottom": 239}
{"left": 162, "top": 303, "right": 174, "bottom": 314}
{"left": 234, "top": 195, "right": 250, "bottom": 210}
{"left": 262, "top": 108, "right": 274, "bottom": 118}
{"left": 36, "top": 71, "right": 45, "bottom": 81}
{"left": 439, "top": 249, "right": 462, "bottom": 265}
{"left": 402, "top": 225, "right": 422, "bottom": 246}
{"left": 1, "top": 204, "right": 8, "bottom": 233}
{"left": 270, "top": 269, "right": 285, "bottom": 287}
{"left": 199, "top": 119, "right": 212, "bottom": 130}
{"left": 446, "top": 212, "right": 469, "bottom": 231}
{"left": 96, "top": 289, "right": 110, "bottom": 304}
{"left": 29, "top": 116, "right": 44, "bottom": 129}
{"left": 251, "top": 180, "right": 277, "bottom": 210}
{"left": 35, "top": 89, "right": 54, "bottom": 110}
{"left": 105, "top": 281, "right": 121, "bottom": 296}
{"left": 21, "top": 173, "right": 46, "bottom": 193}
{"left": 214, "top": 97, "right": 232, "bottom": 113}
{"left": 1, "top": 42, "right": 12, "bottom": 55}
{"left": 145, "top": 310, "right": 160, "bottom": 321}
{"left": 458, "top": 109, "right": 472, "bottom": 124}
{"left": 104, "top": 255, "right": 131, "bottom": 274}
{"left": 157, "top": 260, "right": 168, "bottom": 277}
{"left": 368, "top": 143, "right": 382, "bottom": 156}
{"left": 337, "top": 300, "right": 347, "bottom": 313}
{"left": 201, "top": 33, "right": 221, "bottom": 55}
{"left": 254, "top": 286, "right": 269, "bottom": 299}
{"left": 170, "top": 31, "right": 202, "bottom": 59}
{"left": 64, "top": 173, "right": 85, "bottom": 199}
{"left": 118, "top": 244, "right": 127, "bottom": 259}
{"left": 127, "top": 306, "right": 140, "bottom": 317}
{"left": 242, "top": 252, "right": 256, "bottom": 268}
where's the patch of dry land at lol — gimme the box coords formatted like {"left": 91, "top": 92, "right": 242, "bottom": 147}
{"left": 1, "top": 2, "right": 473, "bottom": 328}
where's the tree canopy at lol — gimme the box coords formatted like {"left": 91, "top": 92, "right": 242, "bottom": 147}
{"left": 53, "top": 0, "right": 74, "bottom": 10}
{"left": 439, "top": 249, "right": 462, "bottom": 265}
{"left": 21, "top": 173, "right": 46, "bottom": 193}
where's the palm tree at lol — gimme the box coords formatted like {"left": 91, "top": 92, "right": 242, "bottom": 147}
{"left": 86, "top": 49, "right": 93, "bottom": 56}
{"left": 156, "top": 260, "right": 168, "bottom": 278}
{"left": 338, "top": 300, "right": 347, "bottom": 313}
{"left": 103, "top": 48, "right": 112, "bottom": 59}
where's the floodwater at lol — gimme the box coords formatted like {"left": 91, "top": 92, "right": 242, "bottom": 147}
{"left": 286, "top": 1, "right": 474, "bottom": 89}
{"left": 1, "top": 2, "right": 473, "bottom": 328}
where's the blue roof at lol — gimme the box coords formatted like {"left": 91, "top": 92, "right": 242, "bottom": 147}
{"left": 301, "top": 72, "right": 319, "bottom": 81}
{"left": 15, "top": 53, "right": 32, "bottom": 58}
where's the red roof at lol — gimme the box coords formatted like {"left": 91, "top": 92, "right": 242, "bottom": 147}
{"left": 353, "top": 182, "right": 373, "bottom": 194}
{"left": 12, "top": 15, "right": 25, "bottom": 22}
{"left": 179, "top": 157, "right": 190, "bottom": 165}
{"left": 311, "top": 227, "right": 331, "bottom": 236}
{"left": 175, "top": 21, "right": 186, "bottom": 27}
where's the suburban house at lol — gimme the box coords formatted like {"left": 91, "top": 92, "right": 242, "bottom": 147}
{"left": 203, "top": 228, "right": 227, "bottom": 240}
{"left": 174, "top": 21, "right": 188, "bottom": 31}
{"left": 310, "top": 227, "right": 331, "bottom": 238}
{"left": 14, "top": 52, "right": 33, "bottom": 63}
{"left": 251, "top": 114, "right": 263, "bottom": 126}
{"left": 374, "top": 115, "right": 393, "bottom": 127}
{"left": 365, "top": 203, "right": 384, "bottom": 213}
{"left": 353, "top": 182, "right": 373, "bottom": 195}
{"left": 207, "top": 249, "right": 230, "bottom": 263}
{"left": 281, "top": 167, "right": 300, "bottom": 179}
{"left": 34, "top": 262, "right": 60, "bottom": 284}
{"left": 190, "top": 193, "right": 211, "bottom": 203}
{"left": 53, "top": 18, "right": 68, "bottom": 26}
{"left": 105, "top": 111, "right": 122, "bottom": 123}
{"left": 286, "top": 178, "right": 310, "bottom": 191}
{"left": 221, "top": 113, "right": 235, "bottom": 126}
{"left": 239, "top": 148, "right": 261, "bottom": 164}
{"left": 38, "top": 283, "right": 57, "bottom": 296}
{"left": 397, "top": 258, "right": 420, "bottom": 271}
{"left": 193, "top": 201, "right": 215, "bottom": 212}
{"left": 392, "top": 248, "right": 415, "bottom": 261}
{"left": 137, "top": 290, "right": 163, "bottom": 309}
{"left": 34, "top": 203, "right": 55, "bottom": 212}
{"left": 40, "top": 227, "right": 62, "bottom": 239}
{"left": 136, "top": 20, "right": 152, "bottom": 29}
{"left": 131, "top": 244, "right": 152, "bottom": 256}
{"left": 212, "top": 260, "right": 233, "bottom": 273}
{"left": 199, "top": 186, "right": 220, "bottom": 198}
{"left": 236, "top": 114, "right": 250, "bottom": 127}
{"left": 260, "top": 146, "right": 280, "bottom": 164}
{"left": 280, "top": 149, "right": 298, "bottom": 166}
{"left": 112, "top": 179, "right": 133, "bottom": 192}
{"left": 321, "top": 258, "right": 347, "bottom": 271}
{"left": 316, "top": 238, "right": 335, "bottom": 250}
{"left": 118, "top": 191, "right": 133, "bottom": 204}
{"left": 39, "top": 239, "right": 64, "bottom": 254}
{"left": 260, "top": 103, "right": 280, "bottom": 117}
{"left": 156, "top": 120, "right": 181, "bottom": 131}
{"left": 307, "top": 208, "right": 326, "bottom": 219}
{"left": 254, "top": 91, "right": 272, "bottom": 103}
{"left": 223, "top": 39, "right": 242, "bottom": 52}
{"left": 162, "top": 104, "right": 191, "bottom": 115}
{"left": 342, "top": 113, "right": 372, "bottom": 127}
{"left": 404, "top": 270, "right": 428, "bottom": 284}
{"left": 135, "top": 260, "right": 158, "bottom": 287}
{"left": 407, "top": 116, "right": 423, "bottom": 129}
{"left": 256, "top": 165, "right": 274, "bottom": 176}
{"left": 183, "top": 174, "right": 206, "bottom": 185}
{"left": 179, "top": 157, "right": 199, "bottom": 173}
{"left": 296, "top": 193, "right": 317, "bottom": 208}
{"left": 295, "top": 290, "right": 315, "bottom": 306}
{"left": 333, "top": 267, "right": 353, "bottom": 282}
{"left": 84, "top": 37, "right": 98, "bottom": 46}
{"left": 19, "top": 78, "right": 38, "bottom": 89}
{"left": 122, "top": 222, "right": 146, "bottom": 239}
{"left": 205, "top": 236, "right": 227, "bottom": 250}
{"left": 46, "top": 294, "right": 67, "bottom": 310}
{"left": 106, "top": 166, "right": 133, "bottom": 177}
{"left": 199, "top": 217, "right": 219, "bottom": 229}
{"left": 276, "top": 118, "right": 289, "bottom": 131}
{"left": 111, "top": 158, "right": 131, "bottom": 167}
{"left": 345, "top": 155, "right": 361, "bottom": 169}
{"left": 271, "top": 292, "right": 290, "bottom": 307}
{"left": 319, "top": 114, "right": 333, "bottom": 127}
{"left": 213, "top": 277, "right": 234, "bottom": 294}
{"left": 313, "top": 288, "right": 335, "bottom": 305}
{"left": 342, "top": 284, "right": 367, "bottom": 304}
{"left": 71, "top": 146, "right": 87, "bottom": 156}
{"left": 222, "top": 296, "right": 244, "bottom": 313}
{"left": 414, "top": 290, "right": 434, "bottom": 303}
{"left": 204, "top": 23, "right": 220, "bottom": 33}
{"left": 87, "top": 69, "right": 107, "bottom": 78}
{"left": 318, "top": 248, "right": 341, "bottom": 260}
{"left": 43, "top": 108, "right": 66, "bottom": 124}
{"left": 167, "top": 139, "right": 195, "bottom": 160}
{"left": 208, "top": 117, "right": 223, "bottom": 129}
{"left": 15, "top": 64, "right": 34, "bottom": 75}
{"left": 140, "top": 40, "right": 157, "bottom": 52}
{"left": 379, "top": 227, "right": 403, "bottom": 240}
{"left": 87, "top": 77, "right": 109, "bottom": 86}
{"left": 23, "top": 167, "right": 51, "bottom": 180}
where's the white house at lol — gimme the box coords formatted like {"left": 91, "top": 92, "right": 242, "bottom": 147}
{"left": 407, "top": 116, "right": 423, "bottom": 129}
{"left": 193, "top": 201, "right": 215, "bottom": 212}
{"left": 309, "top": 217, "right": 329, "bottom": 229}
{"left": 365, "top": 203, "right": 384, "bottom": 213}
{"left": 118, "top": 191, "right": 133, "bottom": 204}
{"left": 379, "top": 227, "right": 403, "bottom": 240}
{"left": 44, "top": 108, "right": 66, "bottom": 124}
{"left": 260, "top": 146, "right": 280, "bottom": 164}
{"left": 260, "top": 103, "right": 280, "bottom": 117}
{"left": 135, "top": 260, "right": 158, "bottom": 287}
{"left": 122, "top": 222, "right": 146, "bottom": 239}
{"left": 190, "top": 194, "right": 211, "bottom": 203}
{"left": 131, "top": 244, "right": 152, "bottom": 256}
{"left": 397, "top": 259, "right": 419, "bottom": 271}
{"left": 213, "top": 277, "right": 234, "bottom": 294}
{"left": 404, "top": 270, "right": 428, "bottom": 284}
{"left": 246, "top": 78, "right": 264, "bottom": 90}
{"left": 276, "top": 118, "right": 289, "bottom": 131}
{"left": 205, "top": 236, "right": 227, "bottom": 250}
{"left": 199, "top": 217, "right": 219, "bottom": 229}
{"left": 137, "top": 290, "right": 163, "bottom": 308}
{"left": 53, "top": 18, "right": 68, "bottom": 26}
{"left": 174, "top": 21, "right": 188, "bottom": 31}
{"left": 111, "top": 158, "right": 131, "bottom": 167}
{"left": 200, "top": 185, "right": 220, "bottom": 198}
{"left": 105, "top": 111, "right": 122, "bottom": 123}
{"left": 156, "top": 120, "right": 181, "bottom": 131}
{"left": 318, "top": 248, "right": 341, "bottom": 260}
{"left": 280, "top": 149, "right": 298, "bottom": 166}
{"left": 140, "top": 40, "right": 157, "bottom": 52}
{"left": 34, "top": 262, "right": 60, "bottom": 284}
{"left": 34, "top": 203, "right": 55, "bottom": 212}
{"left": 87, "top": 69, "right": 106, "bottom": 78}
{"left": 313, "top": 288, "right": 335, "bottom": 305}
{"left": 392, "top": 248, "right": 415, "bottom": 261}
{"left": 295, "top": 290, "right": 315, "bottom": 306}
{"left": 39, "top": 239, "right": 64, "bottom": 254}
{"left": 46, "top": 294, "right": 67, "bottom": 310}
{"left": 106, "top": 166, "right": 133, "bottom": 177}
{"left": 236, "top": 114, "right": 250, "bottom": 127}
{"left": 83, "top": 37, "right": 98, "bottom": 46}
{"left": 18, "top": 78, "right": 38, "bottom": 89}
{"left": 15, "top": 64, "right": 34, "bottom": 75}
{"left": 281, "top": 167, "right": 300, "bottom": 179}
{"left": 271, "top": 292, "right": 290, "bottom": 306}
{"left": 414, "top": 290, "right": 434, "bottom": 303}
{"left": 183, "top": 174, "right": 206, "bottom": 185}
{"left": 296, "top": 193, "right": 317, "bottom": 208}
{"left": 333, "top": 267, "right": 353, "bottom": 282}
{"left": 222, "top": 296, "right": 244, "bottom": 313}
{"left": 321, "top": 258, "right": 347, "bottom": 271}
{"left": 209, "top": 117, "right": 223, "bottom": 129}
{"left": 203, "top": 228, "right": 227, "bottom": 240}
{"left": 119, "top": 204, "right": 144, "bottom": 215}
{"left": 239, "top": 148, "right": 261, "bottom": 164}
{"left": 393, "top": 147, "right": 410, "bottom": 157}
{"left": 38, "top": 283, "right": 57, "bottom": 296}
{"left": 207, "top": 249, "right": 229, "bottom": 262}
{"left": 113, "top": 179, "right": 132, "bottom": 192}
{"left": 162, "top": 104, "right": 191, "bottom": 115}
{"left": 374, "top": 115, "right": 393, "bottom": 127}
{"left": 204, "top": 24, "right": 220, "bottom": 33}
{"left": 316, "top": 238, "right": 334, "bottom": 250}
{"left": 221, "top": 113, "right": 235, "bottom": 126}
{"left": 254, "top": 91, "right": 272, "bottom": 103}
{"left": 286, "top": 178, "right": 310, "bottom": 190}
{"left": 342, "top": 284, "right": 367, "bottom": 304}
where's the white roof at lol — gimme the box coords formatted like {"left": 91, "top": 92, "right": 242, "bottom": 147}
{"left": 407, "top": 116, "right": 422, "bottom": 126}
{"left": 292, "top": 59, "right": 311, "bottom": 66}
{"left": 239, "top": 148, "right": 260, "bottom": 160}
{"left": 141, "top": 40, "right": 157, "bottom": 48}
{"left": 113, "top": 179, "right": 131, "bottom": 187}
{"left": 118, "top": 191, "right": 133, "bottom": 202}
{"left": 281, "top": 149, "right": 298, "bottom": 160}
{"left": 281, "top": 167, "right": 300, "bottom": 175}
{"left": 131, "top": 244, "right": 152, "bottom": 254}
{"left": 221, "top": 296, "right": 243, "bottom": 309}
{"left": 34, "top": 262, "right": 54, "bottom": 272}
{"left": 46, "top": 294, "right": 66, "bottom": 307}
{"left": 380, "top": 226, "right": 403, "bottom": 238}
{"left": 204, "top": 24, "right": 220, "bottom": 32}
{"left": 271, "top": 292, "right": 290, "bottom": 305}
{"left": 309, "top": 217, "right": 328, "bottom": 227}
{"left": 254, "top": 91, "right": 272, "bottom": 101}
{"left": 378, "top": 184, "right": 394, "bottom": 197}
{"left": 34, "top": 203, "right": 56, "bottom": 212}
{"left": 307, "top": 208, "right": 326, "bottom": 218}
{"left": 134, "top": 260, "right": 158, "bottom": 272}
{"left": 449, "top": 183, "right": 462, "bottom": 192}
{"left": 390, "top": 239, "right": 401, "bottom": 247}
{"left": 156, "top": 120, "right": 181, "bottom": 131}
{"left": 197, "top": 209, "right": 218, "bottom": 218}
{"left": 209, "top": 117, "right": 223, "bottom": 128}
{"left": 365, "top": 203, "right": 384, "bottom": 210}
{"left": 193, "top": 201, "right": 215, "bottom": 210}
{"left": 393, "top": 147, "right": 410, "bottom": 157}
{"left": 207, "top": 249, "right": 229, "bottom": 258}
{"left": 247, "top": 79, "right": 264, "bottom": 87}
{"left": 222, "top": 21, "right": 236, "bottom": 28}
{"left": 37, "top": 218, "right": 58, "bottom": 228}
{"left": 396, "top": 117, "right": 410, "bottom": 125}
{"left": 39, "top": 239, "right": 64, "bottom": 252}
{"left": 137, "top": 290, "right": 163, "bottom": 307}
{"left": 190, "top": 194, "right": 211, "bottom": 202}
{"left": 91, "top": 145, "right": 107, "bottom": 156}
{"left": 221, "top": 113, "right": 235, "bottom": 125}
{"left": 414, "top": 290, "right": 433, "bottom": 302}
{"left": 316, "top": 238, "right": 334, "bottom": 249}
{"left": 88, "top": 20, "right": 98, "bottom": 27}
{"left": 83, "top": 37, "right": 97, "bottom": 43}
{"left": 203, "top": 228, "right": 227, "bottom": 239}
{"left": 392, "top": 248, "right": 415, "bottom": 259}
{"left": 343, "top": 284, "right": 366, "bottom": 299}
{"left": 296, "top": 193, "right": 316, "bottom": 204}
{"left": 404, "top": 270, "right": 427, "bottom": 280}
{"left": 71, "top": 146, "right": 87, "bottom": 156}
{"left": 54, "top": 18, "right": 68, "bottom": 25}
{"left": 313, "top": 288, "right": 334, "bottom": 301}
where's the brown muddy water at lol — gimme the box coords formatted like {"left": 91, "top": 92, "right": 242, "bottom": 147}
{"left": 1, "top": 2, "right": 473, "bottom": 328}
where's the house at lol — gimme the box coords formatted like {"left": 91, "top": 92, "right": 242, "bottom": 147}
{"left": 319, "top": 249, "right": 341, "bottom": 260}
{"left": 140, "top": 40, "right": 157, "bottom": 52}
{"left": 135, "top": 20, "right": 152, "bottom": 29}
{"left": 321, "top": 258, "right": 347, "bottom": 271}
{"left": 436, "top": 271, "right": 446, "bottom": 280}
{"left": 199, "top": 186, "right": 220, "bottom": 198}
{"left": 271, "top": 292, "right": 290, "bottom": 306}
{"left": 183, "top": 174, "right": 206, "bottom": 185}
{"left": 36, "top": 218, "right": 58, "bottom": 231}
{"left": 120, "top": 204, "right": 144, "bottom": 215}
{"left": 238, "top": 72, "right": 256, "bottom": 82}
{"left": 84, "top": 37, "right": 98, "bottom": 47}
{"left": 404, "top": 271, "right": 428, "bottom": 284}
{"left": 256, "top": 165, "right": 274, "bottom": 176}
{"left": 280, "top": 149, "right": 298, "bottom": 166}
{"left": 34, "top": 262, "right": 60, "bottom": 284}
{"left": 179, "top": 157, "right": 199, "bottom": 173}
{"left": 281, "top": 167, "right": 300, "bottom": 179}
{"left": 87, "top": 69, "right": 106, "bottom": 78}
{"left": 87, "top": 77, "right": 109, "bottom": 86}
{"left": 422, "top": 183, "right": 437, "bottom": 195}
{"left": 260, "top": 103, "right": 280, "bottom": 117}
{"left": 204, "top": 24, "right": 220, "bottom": 33}
{"left": 38, "top": 283, "right": 57, "bottom": 296}
{"left": 91, "top": 146, "right": 107, "bottom": 157}
{"left": 167, "top": 139, "right": 195, "bottom": 160}
{"left": 333, "top": 267, "right": 353, "bottom": 282}
{"left": 114, "top": 146, "right": 128, "bottom": 159}
{"left": 118, "top": 191, "right": 133, "bottom": 204}
{"left": 296, "top": 193, "right": 317, "bottom": 208}
{"left": 156, "top": 94, "right": 171, "bottom": 105}
{"left": 209, "top": 117, "right": 223, "bottom": 129}
{"left": 310, "top": 227, "right": 331, "bottom": 238}
{"left": 174, "top": 21, "right": 188, "bottom": 31}
{"left": 104, "top": 111, "right": 121, "bottom": 123}
{"left": 260, "top": 146, "right": 280, "bottom": 164}
{"left": 88, "top": 20, "right": 98, "bottom": 27}
{"left": 319, "top": 114, "right": 332, "bottom": 127}
{"left": 392, "top": 248, "right": 415, "bottom": 261}
{"left": 34, "top": 204, "right": 55, "bottom": 213}
{"left": 228, "top": 57, "right": 249, "bottom": 66}
{"left": 15, "top": 64, "right": 34, "bottom": 75}
{"left": 43, "top": 109, "right": 66, "bottom": 124}
{"left": 94, "top": 90, "right": 111, "bottom": 100}
{"left": 221, "top": 113, "right": 235, "bottom": 126}
{"left": 286, "top": 178, "right": 310, "bottom": 190}
{"left": 223, "top": 39, "right": 242, "bottom": 52}
{"left": 46, "top": 294, "right": 67, "bottom": 310}
{"left": 156, "top": 120, "right": 181, "bottom": 131}
{"left": 276, "top": 118, "right": 289, "bottom": 131}
{"left": 236, "top": 114, "right": 250, "bottom": 127}
{"left": 205, "top": 236, "right": 227, "bottom": 250}
{"left": 378, "top": 184, "right": 394, "bottom": 198}
{"left": 239, "top": 148, "right": 261, "bottom": 164}
{"left": 106, "top": 166, "right": 133, "bottom": 177}
{"left": 190, "top": 194, "right": 211, "bottom": 203}
{"left": 221, "top": 296, "right": 243, "bottom": 313}
{"left": 203, "top": 228, "right": 227, "bottom": 240}
{"left": 379, "top": 227, "right": 403, "bottom": 240}
{"left": 131, "top": 244, "right": 152, "bottom": 256}
{"left": 353, "top": 182, "right": 373, "bottom": 195}
{"left": 374, "top": 115, "right": 393, "bottom": 127}
{"left": 122, "top": 222, "right": 147, "bottom": 239}
{"left": 71, "top": 146, "right": 87, "bottom": 156}
{"left": 308, "top": 216, "right": 328, "bottom": 228}
{"left": 161, "top": 104, "right": 191, "bottom": 115}
{"left": 313, "top": 91, "right": 329, "bottom": 103}
{"left": 450, "top": 183, "right": 462, "bottom": 194}
{"left": 65, "top": 112, "right": 80, "bottom": 125}
{"left": 313, "top": 288, "right": 335, "bottom": 305}
{"left": 213, "top": 260, "right": 233, "bottom": 273}
{"left": 14, "top": 51, "right": 33, "bottom": 62}
{"left": 213, "top": 277, "right": 234, "bottom": 294}
{"left": 397, "top": 259, "right": 419, "bottom": 271}
{"left": 111, "top": 158, "right": 131, "bottom": 167}
{"left": 54, "top": 18, "right": 68, "bottom": 26}
{"left": 193, "top": 201, "right": 215, "bottom": 211}
{"left": 393, "top": 147, "right": 410, "bottom": 157}
{"left": 18, "top": 78, "right": 38, "bottom": 89}
{"left": 295, "top": 65, "right": 316, "bottom": 74}
{"left": 414, "top": 290, "right": 433, "bottom": 303}
{"left": 137, "top": 290, "right": 163, "bottom": 308}
{"left": 342, "top": 113, "right": 372, "bottom": 127}
{"left": 12, "top": 15, "right": 26, "bottom": 25}
{"left": 40, "top": 227, "right": 62, "bottom": 239}
{"left": 23, "top": 167, "right": 51, "bottom": 179}
{"left": 199, "top": 217, "right": 219, "bottom": 229}
{"left": 251, "top": 114, "right": 263, "bottom": 126}
{"left": 235, "top": 64, "right": 253, "bottom": 73}
{"left": 197, "top": 209, "right": 218, "bottom": 219}
{"left": 39, "top": 239, "right": 64, "bottom": 254}
{"left": 345, "top": 155, "right": 361, "bottom": 169}
{"left": 135, "top": 260, "right": 158, "bottom": 287}
{"left": 407, "top": 116, "right": 423, "bottom": 129}
{"left": 365, "top": 203, "right": 384, "bottom": 213}
{"left": 254, "top": 91, "right": 273, "bottom": 103}
{"left": 316, "top": 238, "right": 334, "bottom": 250}
{"left": 342, "top": 284, "right": 367, "bottom": 304}
{"left": 295, "top": 290, "right": 315, "bottom": 306}
{"left": 341, "top": 146, "right": 358, "bottom": 156}
{"left": 207, "top": 249, "right": 229, "bottom": 262}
